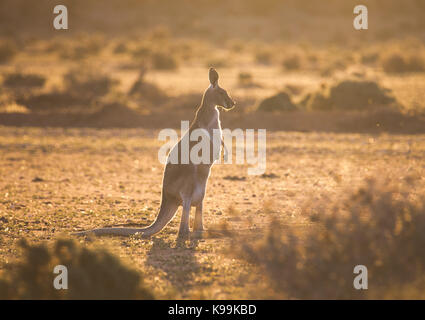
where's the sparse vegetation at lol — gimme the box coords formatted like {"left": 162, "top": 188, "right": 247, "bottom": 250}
{"left": 3, "top": 72, "right": 46, "bottom": 89}
{"left": 0, "top": 239, "right": 154, "bottom": 299}
{"left": 302, "top": 80, "right": 396, "bottom": 111}
{"left": 0, "top": 40, "right": 17, "bottom": 63}
{"left": 381, "top": 52, "right": 425, "bottom": 73}
{"left": 257, "top": 92, "right": 297, "bottom": 112}
{"left": 151, "top": 52, "right": 178, "bottom": 70}
{"left": 255, "top": 49, "right": 272, "bottom": 65}
{"left": 63, "top": 68, "right": 119, "bottom": 100}
{"left": 282, "top": 55, "right": 301, "bottom": 70}
{"left": 241, "top": 176, "right": 425, "bottom": 299}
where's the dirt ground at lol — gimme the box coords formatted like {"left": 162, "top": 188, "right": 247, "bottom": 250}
{"left": 1, "top": 126, "right": 424, "bottom": 298}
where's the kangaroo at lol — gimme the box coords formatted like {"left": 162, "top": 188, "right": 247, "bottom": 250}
{"left": 75, "top": 68, "right": 235, "bottom": 240}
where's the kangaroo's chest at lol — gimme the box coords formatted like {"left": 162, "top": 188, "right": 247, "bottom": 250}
{"left": 205, "top": 109, "right": 222, "bottom": 136}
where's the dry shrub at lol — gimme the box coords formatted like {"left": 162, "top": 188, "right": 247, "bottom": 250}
{"left": 89, "top": 102, "right": 144, "bottom": 127}
{"left": 303, "top": 80, "right": 396, "bottom": 111}
{"left": 238, "top": 72, "right": 253, "bottom": 85}
{"left": 129, "top": 68, "right": 168, "bottom": 104}
{"left": 163, "top": 93, "right": 201, "bottom": 111}
{"left": 16, "top": 92, "right": 87, "bottom": 112}
{"left": 3, "top": 72, "right": 46, "bottom": 89}
{"left": 361, "top": 52, "right": 379, "bottom": 65}
{"left": 255, "top": 49, "right": 273, "bottom": 65}
{"left": 241, "top": 176, "right": 425, "bottom": 299}
{"left": 113, "top": 42, "right": 128, "bottom": 54}
{"left": 238, "top": 72, "right": 261, "bottom": 88}
{"left": 282, "top": 55, "right": 301, "bottom": 70}
{"left": 64, "top": 67, "right": 119, "bottom": 100}
{"left": 381, "top": 52, "right": 425, "bottom": 73}
{"left": 0, "top": 40, "right": 17, "bottom": 64}
{"left": 0, "top": 239, "right": 154, "bottom": 299}
{"left": 257, "top": 92, "right": 297, "bottom": 112}
{"left": 60, "top": 37, "right": 104, "bottom": 60}
{"left": 205, "top": 57, "right": 228, "bottom": 69}
{"left": 151, "top": 51, "right": 178, "bottom": 70}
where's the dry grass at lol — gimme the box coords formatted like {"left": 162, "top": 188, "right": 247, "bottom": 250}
{"left": 0, "top": 238, "right": 154, "bottom": 299}
{"left": 241, "top": 176, "right": 425, "bottom": 299}
{"left": 1, "top": 127, "right": 425, "bottom": 299}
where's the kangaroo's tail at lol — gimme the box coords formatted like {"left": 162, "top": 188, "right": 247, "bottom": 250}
{"left": 74, "top": 195, "right": 179, "bottom": 237}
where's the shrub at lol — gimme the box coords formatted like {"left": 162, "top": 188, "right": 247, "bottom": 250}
{"left": 0, "top": 40, "right": 17, "bottom": 64}
{"left": 0, "top": 238, "right": 154, "bottom": 299}
{"left": 381, "top": 52, "right": 425, "bottom": 73}
{"left": 238, "top": 72, "right": 257, "bottom": 87}
{"left": 205, "top": 58, "right": 228, "bottom": 69}
{"left": 16, "top": 92, "right": 88, "bottom": 112}
{"left": 3, "top": 72, "right": 46, "bottom": 89}
{"left": 303, "top": 80, "right": 396, "bottom": 111}
{"left": 151, "top": 52, "right": 178, "bottom": 70}
{"left": 255, "top": 50, "right": 272, "bottom": 65}
{"left": 361, "top": 52, "right": 379, "bottom": 65}
{"left": 282, "top": 55, "right": 301, "bottom": 70}
{"left": 328, "top": 80, "right": 395, "bottom": 110}
{"left": 128, "top": 69, "right": 168, "bottom": 104}
{"left": 241, "top": 176, "right": 425, "bottom": 299}
{"left": 257, "top": 92, "right": 297, "bottom": 112}
{"left": 64, "top": 68, "right": 119, "bottom": 100}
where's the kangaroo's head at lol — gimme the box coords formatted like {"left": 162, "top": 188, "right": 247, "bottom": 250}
{"left": 202, "top": 68, "right": 235, "bottom": 111}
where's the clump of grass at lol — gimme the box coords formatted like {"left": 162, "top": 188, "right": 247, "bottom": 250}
{"left": 113, "top": 42, "right": 128, "bottom": 54}
{"left": 0, "top": 40, "right": 17, "bottom": 64}
{"left": 255, "top": 49, "right": 272, "bottom": 65}
{"left": 282, "top": 54, "right": 301, "bottom": 70}
{"left": 241, "top": 176, "right": 425, "bottom": 299}
{"left": 17, "top": 92, "right": 88, "bottom": 113}
{"left": 63, "top": 67, "right": 119, "bottom": 100}
{"left": 237, "top": 71, "right": 261, "bottom": 88}
{"left": 381, "top": 52, "right": 425, "bottom": 73}
{"left": 302, "top": 79, "right": 396, "bottom": 111}
{"left": 3, "top": 72, "right": 46, "bottom": 89}
{"left": 205, "top": 57, "right": 228, "bottom": 69}
{"left": 128, "top": 68, "right": 168, "bottom": 104}
{"left": 60, "top": 37, "right": 104, "bottom": 60}
{"left": 132, "top": 44, "right": 153, "bottom": 60}
{"left": 257, "top": 92, "right": 297, "bottom": 112}
{"left": 361, "top": 52, "right": 379, "bottom": 65}
{"left": 0, "top": 238, "right": 154, "bottom": 299}
{"left": 151, "top": 52, "right": 178, "bottom": 70}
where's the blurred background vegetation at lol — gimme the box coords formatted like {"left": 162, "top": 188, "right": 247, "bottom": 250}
{"left": 0, "top": 0, "right": 424, "bottom": 132}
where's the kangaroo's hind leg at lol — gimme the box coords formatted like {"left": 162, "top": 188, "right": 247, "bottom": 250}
{"left": 178, "top": 197, "right": 191, "bottom": 240}
{"left": 194, "top": 202, "right": 204, "bottom": 232}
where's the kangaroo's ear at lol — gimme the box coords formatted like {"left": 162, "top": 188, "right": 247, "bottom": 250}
{"left": 209, "top": 67, "right": 219, "bottom": 87}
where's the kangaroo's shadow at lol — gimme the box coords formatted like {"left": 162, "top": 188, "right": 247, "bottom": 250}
{"left": 145, "top": 235, "right": 202, "bottom": 291}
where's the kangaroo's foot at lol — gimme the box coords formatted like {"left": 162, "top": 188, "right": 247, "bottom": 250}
{"left": 193, "top": 223, "right": 204, "bottom": 232}
{"left": 192, "top": 229, "right": 205, "bottom": 239}
{"left": 177, "top": 225, "right": 190, "bottom": 240}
